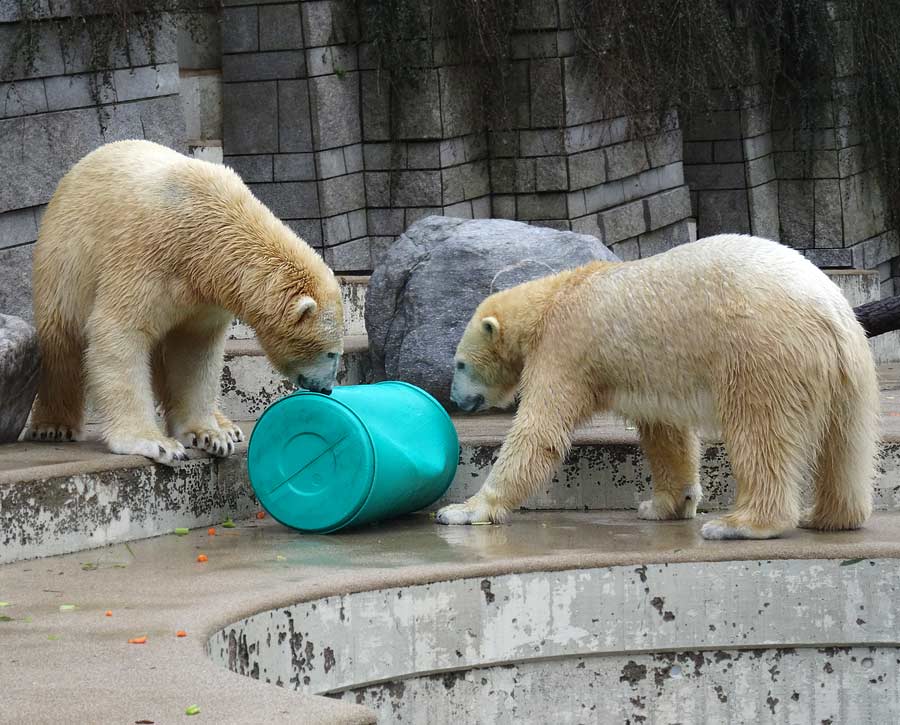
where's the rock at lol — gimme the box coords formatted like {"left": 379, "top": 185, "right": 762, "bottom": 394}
{"left": 0, "top": 314, "right": 40, "bottom": 443}
{"left": 366, "top": 216, "right": 619, "bottom": 408}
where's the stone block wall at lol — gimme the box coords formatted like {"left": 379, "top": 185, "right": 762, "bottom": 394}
{"left": 0, "top": 4, "right": 187, "bottom": 321}
{"left": 220, "top": 0, "right": 696, "bottom": 271}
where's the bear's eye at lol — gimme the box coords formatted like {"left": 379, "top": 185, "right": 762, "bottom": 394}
{"left": 456, "top": 361, "right": 466, "bottom": 370}
{"left": 326, "top": 352, "right": 337, "bottom": 359}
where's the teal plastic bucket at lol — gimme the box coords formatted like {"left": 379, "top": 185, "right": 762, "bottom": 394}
{"left": 247, "top": 381, "right": 459, "bottom": 533}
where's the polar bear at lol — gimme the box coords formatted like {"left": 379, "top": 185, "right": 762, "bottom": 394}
{"left": 28, "top": 140, "right": 343, "bottom": 464}
{"left": 436, "top": 234, "right": 879, "bottom": 540}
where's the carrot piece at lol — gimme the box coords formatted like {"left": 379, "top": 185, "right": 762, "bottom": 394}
{"left": 176, "top": 630, "right": 187, "bottom": 638}
{"left": 207, "top": 527, "right": 216, "bottom": 536}
{"left": 105, "top": 610, "right": 113, "bottom": 617}
{"left": 128, "top": 636, "right": 147, "bottom": 644}
{"left": 256, "top": 511, "right": 266, "bottom": 519}
{"left": 196, "top": 554, "right": 208, "bottom": 563}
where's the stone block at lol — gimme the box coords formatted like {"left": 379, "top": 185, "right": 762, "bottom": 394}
{"left": 530, "top": 59, "right": 563, "bottom": 127}
{"left": 567, "top": 190, "right": 586, "bottom": 218}
{"left": 363, "top": 142, "right": 392, "bottom": 171}
{"left": 325, "top": 238, "right": 371, "bottom": 272}
{"left": 248, "top": 181, "right": 319, "bottom": 218}
{"left": 490, "top": 130, "right": 518, "bottom": 158}
{"left": 0, "top": 314, "right": 39, "bottom": 442}
{"left": 814, "top": 179, "right": 842, "bottom": 247}
{"left": 367, "top": 208, "right": 404, "bottom": 236}
{"left": 638, "top": 219, "right": 693, "bottom": 257}
{"left": 841, "top": 171, "right": 887, "bottom": 245}
{"left": 0, "top": 23, "right": 64, "bottom": 80}
{"left": 646, "top": 130, "right": 682, "bottom": 167}
{"left": 391, "top": 70, "right": 442, "bottom": 140}
{"left": 683, "top": 163, "right": 745, "bottom": 190}
{"left": 360, "top": 71, "right": 390, "bottom": 142}
{"left": 804, "top": 248, "right": 853, "bottom": 268}
{"left": 223, "top": 51, "right": 305, "bottom": 82}
{"left": 391, "top": 170, "right": 441, "bottom": 206}
{"left": 517, "top": 193, "right": 567, "bottom": 221}
{"left": 684, "top": 141, "right": 712, "bottom": 164}
{"left": 599, "top": 200, "right": 645, "bottom": 244}
{"left": 656, "top": 161, "right": 684, "bottom": 191}
{"left": 102, "top": 94, "right": 186, "bottom": 150}
{"left": 274, "top": 153, "right": 316, "bottom": 181}
{"left": 557, "top": 29, "right": 576, "bottom": 56}
{"left": 323, "top": 213, "right": 351, "bottom": 244}
{"left": 645, "top": 186, "right": 691, "bottom": 231}
{"left": 301, "top": 0, "right": 359, "bottom": 48}
{"left": 740, "top": 104, "right": 770, "bottom": 137}
{"left": 222, "top": 6, "right": 258, "bottom": 53}
{"left": 520, "top": 128, "right": 565, "bottom": 158}
{"left": 684, "top": 111, "right": 741, "bottom": 141}
{"left": 0, "top": 207, "right": 39, "bottom": 249}
{"left": 515, "top": 0, "right": 559, "bottom": 29}
{"left": 439, "top": 66, "right": 480, "bottom": 138}
{"left": 605, "top": 140, "right": 648, "bottom": 182}
{"left": 364, "top": 172, "right": 389, "bottom": 206}
{"left": 611, "top": 238, "right": 640, "bottom": 261}
{"left": 225, "top": 154, "right": 273, "bottom": 182}
{"left": 113, "top": 63, "right": 179, "bottom": 103}
{"left": 742, "top": 133, "right": 772, "bottom": 161}
{"left": 285, "top": 219, "right": 323, "bottom": 246}
{"left": 849, "top": 231, "right": 900, "bottom": 270}
{"left": 570, "top": 213, "right": 603, "bottom": 239}
{"left": 319, "top": 173, "right": 365, "bottom": 216}
{"left": 278, "top": 80, "right": 313, "bottom": 152}
{"left": 306, "top": 45, "right": 358, "bottom": 77}
{"left": 407, "top": 142, "right": 440, "bottom": 169}
{"left": 259, "top": 3, "right": 303, "bottom": 51}
{"left": 779, "top": 180, "right": 814, "bottom": 248}
{"left": 316, "top": 147, "right": 346, "bottom": 178}
{"left": 584, "top": 180, "right": 625, "bottom": 214}
{"left": 563, "top": 56, "right": 607, "bottom": 126}
{"left": 745, "top": 155, "right": 775, "bottom": 187}
{"left": 176, "top": 9, "right": 221, "bottom": 70}
{"left": 472, "top": 196, "right": 491, "bottom": 218}
{"left": 564, "top": 117, "right": 629, "bottom": 154}
{"left": 535, "top": 156, "right": 568, "bottom": 192}
{"left": 510, "top": 31, "right": 558, "bottom": 59}
{"left": 180, "top": 73, "right": 223, "bottom": 141}
{"left": 698, "top": 189, "right": 750, "bottom": 237}
{"left": 0, "top": 243, "right": 33, "bottom": 321}
{"left": 224, "top": 82, "right": 277, "bottom": 154}
{"left": 310, "top": 73, "right": 361, "bottom": 149}
{"left": 343, "top": 144, "right": 363, "bottom": 173}
{"left": 713, "top": 140, "right": 743, "bottom": 163}
{"left": 42, "top": 73, "right": 112, "bottom": 112}
{"left": 441, "top": 162, "right": 490, "bottom": 205}
{"left": 126, "top": 16, "right": 178, "bottom": 67}
{"left": 0, "top": 80, "right": 47, "bottom": 118}
{"left": 568, "top": 149, "right": 605, "bottom": 190}
{"left": 839, "top": 146, "right": 866, "bottom": 178}
{"left": 748, "top": 181, "right": 779, "bottom": 240}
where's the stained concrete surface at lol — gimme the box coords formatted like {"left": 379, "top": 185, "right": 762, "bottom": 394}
{"left": 3, "top": 511, "right": 900, "bottom": 723}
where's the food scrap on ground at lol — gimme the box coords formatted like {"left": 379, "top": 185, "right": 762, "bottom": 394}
{"left": 128, "top": 636, "right": 147, "bottom": 644}
{"left": 196, "top": 554, "right": 208, "bottom": 563}
{"left": 185, "top": 705, "right": 201, "bottom": 716}
{"left": 174, "top": 528, "right": 189, "bottom": 536}
{"left": 221, "top": 518, "right": 236, "bottom": 528}
{"left": 0, "top": 602, "right": 10, "bottom": 607}
{"left": 176, "top": 630, "right": 187, "bottom": 637}
{"left": 256, "top": 511, "right": 266, "bottom": 519}
{"left": 207, "top": 527, "right": 216, "bottom": 536}
{"left": 105, "top": 610, "right": 113, "bottom": 617}
{"left": 59, "top": 604, "right": 76, "bottom": 611}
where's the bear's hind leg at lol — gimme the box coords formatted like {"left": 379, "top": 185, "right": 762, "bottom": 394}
{"left": 86, "top": 313, "right": 187, "bottom": 465}
{"left": 29, "top": 316, "right": 85, "bottom": 442}
{"left": 636, "top": 422, "right": 702, "bottom": 521}
{"left": 701, "top": 398, "right": 806, "bottom": 540}
{"left": 160, "top": 319, "right": 241, "bottom": 458}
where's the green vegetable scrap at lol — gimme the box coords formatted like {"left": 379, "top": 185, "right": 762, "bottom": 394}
{"left": 0, "top": 615, "right": 13, "bottom": 622}
{"left": 185, "top": 705, "right": 201, "bottom": 716}
{"left": 59, "top": 604, "right": 76, "bottom": 611}
{"left": 47, "top": 634, "right": 60, "bottom": 641}
{"left": 221, "top": 518, "right": 236, "bottom": 528}
{"left": 840, "top": 558, "right": 865, "bottom": 566}
{"left": 174, "top": 528, "right": 190, "bottom": 536}
{"left": 0, "top": 602, "right": 10, "bottom": 607}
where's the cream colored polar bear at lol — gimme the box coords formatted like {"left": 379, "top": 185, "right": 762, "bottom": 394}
{"left": 437, "top": 234, "right": 878, "bottom": 540}
{"left": 29, "top": 140, "right": 343, "bottom": 464}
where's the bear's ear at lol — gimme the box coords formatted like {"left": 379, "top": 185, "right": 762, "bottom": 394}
{"left": 296, "top": 295, "right": 318, "bottom": 320}
{"left": 481, "top": 316, "right": 500, "bottom": 337}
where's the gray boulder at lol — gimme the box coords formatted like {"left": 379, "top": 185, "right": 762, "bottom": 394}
{"left": 366, "top": 216, "right": 619, "bottom": 408}
{"left": 0, "top": 314, "right": 40, "bottom": 443}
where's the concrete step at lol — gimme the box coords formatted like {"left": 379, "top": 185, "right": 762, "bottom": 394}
{"left": 5, "top": 381, "right": 900, "bottom": 564}
{"left": 5, "top": 511, "right": 900, "bottom": 724}
{"left": 827, "top": 269, "right": 900, "bottom": 364}
{"left": 228, "top": 274, "right": 368, "bottom": 340}
{"left": 220, "top": 334, "right": 371, "bottom": 420}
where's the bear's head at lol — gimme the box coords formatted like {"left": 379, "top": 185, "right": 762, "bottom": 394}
{"left": 255, "top": 280, "right": 344, "bottom": 395}
{"left": 451, "top": 289, "right": 526, "bottom": 413}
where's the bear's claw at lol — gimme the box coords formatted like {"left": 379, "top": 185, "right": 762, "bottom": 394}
{"left": 27, "top": 425, "right": 78, "bottom": 442}
{"left": 179, "top": 427, "right": 236, "bottom": 458}
{"left": 435, "top": 498, "right": 508, "bottom": 525}
{"left": 107, "top": 435, "right": 187, "bottom": 466}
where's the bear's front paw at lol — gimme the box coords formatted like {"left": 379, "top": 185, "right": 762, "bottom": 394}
{"left": 700, "top": 517, "right": 784, "bottom": 540}
{"left": 638, "top": 484, "right": 702, "bottom": 521}
{"left": 216, "top": 419, "right": 244, "bottom": 445}
{"left": 28, "top": 424, "right": 79, "bottom": 442}
{"left": 435, "top": 497, "right": 510, "bottom": 525}
{"left": 180, "top": 428, "right": 236, "bottom": 458}
{"left": 107, "top": 435, "right": 188, "bottom": 465}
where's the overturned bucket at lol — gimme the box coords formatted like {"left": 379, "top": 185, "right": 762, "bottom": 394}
{"left": 247, "top": 381, "right": 459, "bottom": 533}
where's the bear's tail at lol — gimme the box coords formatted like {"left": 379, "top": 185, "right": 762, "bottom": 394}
{"left": 808, "top": 303, "right": 879, "bottom": 530}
